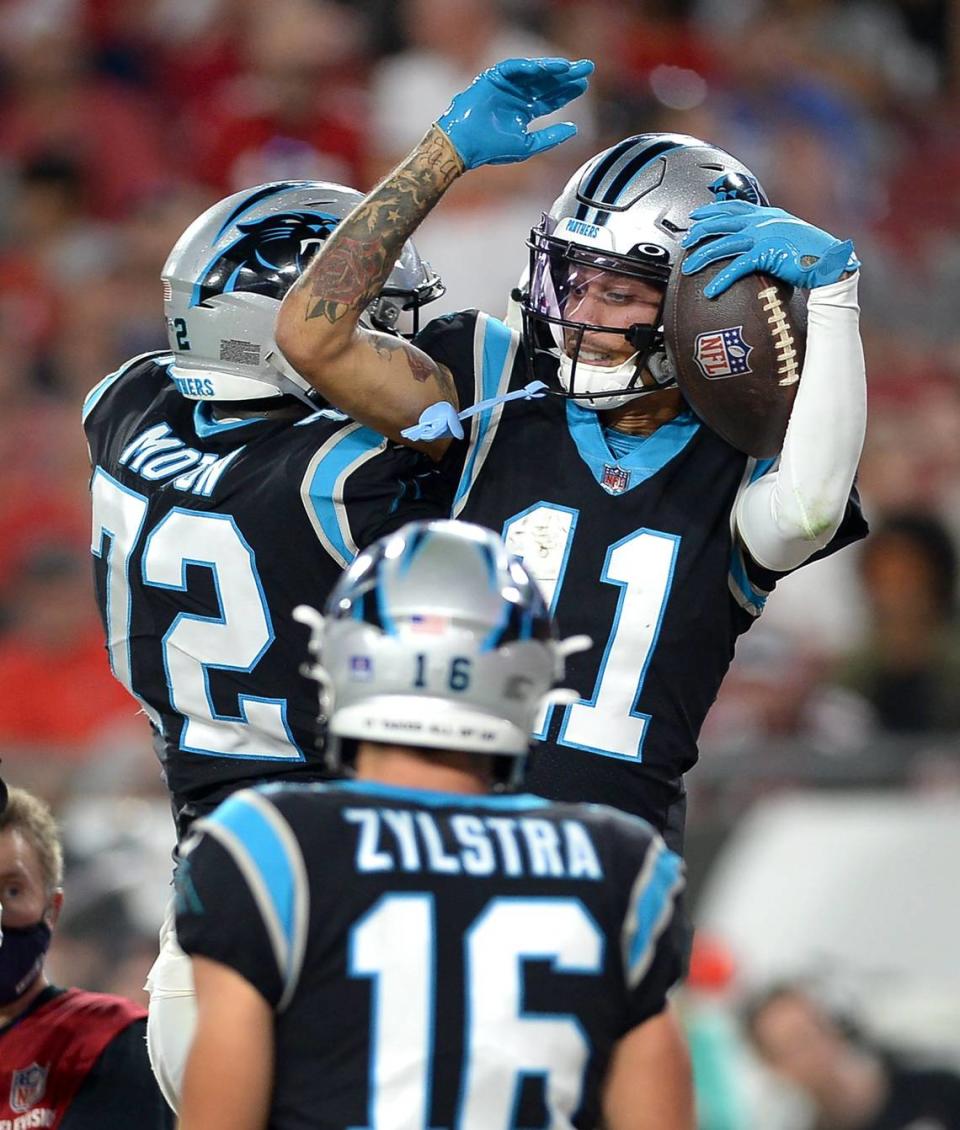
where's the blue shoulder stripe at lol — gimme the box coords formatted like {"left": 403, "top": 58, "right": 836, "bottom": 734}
{"left": 300, "top": 422, "right": 387, "bottom": 567}
{"left": 453, "top": 314, "right": 518, "bottom": 515}
{"left": 622, "top": 837, "right": 684, "bottom": 988}
{"left": 195, "top": 790, "right": 309, "bottom": 1010}
{"left": 728, "top": 456, "right": 777, "bottom": 616}
{"left": 82, "top": 351, "right": 172, "bottom": 425}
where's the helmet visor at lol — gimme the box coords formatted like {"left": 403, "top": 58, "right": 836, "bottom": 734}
{"left": 526, "top": 224, "right": 664, "bottom": 383}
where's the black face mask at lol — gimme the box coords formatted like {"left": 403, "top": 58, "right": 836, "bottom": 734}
{"left": 0, "top": 919, "right": 51, "bottom": 1006}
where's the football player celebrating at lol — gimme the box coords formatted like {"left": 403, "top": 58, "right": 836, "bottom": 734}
{"left": 275, "top": 59, "right": 867, "bottom": 1122}
{"left": 277, "top": 58, "right": 867, "bottom": 856}
{"left": 83, "top": 181, "right": 448, "bottom": 1109}
{"left": 176, "top": 519, "right": 692, "bottom": 1130}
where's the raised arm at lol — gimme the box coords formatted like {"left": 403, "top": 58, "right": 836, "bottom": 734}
{"left": 276, "top": 126, "right": 463, "bottom": 449}
{"left": 681, "top": 202, "right": 866, "bottom": 571}
{"left": 275, "top": 57, "right": 593, "bottom": 450}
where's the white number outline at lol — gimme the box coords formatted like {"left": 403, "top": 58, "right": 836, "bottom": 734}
{"left": 503, "top": 503, "right": 680, "bottom": 762}
{"left": 558, "top": 528, "right": 680, "bottom": 762}
{"left": 348, "top": 893, "right": 604, "bottom": 1130}
{"left": 91, "top": 468, "right": 150, "bottom": 692}
{"left": 91, "top": 471, "right": 303, "bottom": 761}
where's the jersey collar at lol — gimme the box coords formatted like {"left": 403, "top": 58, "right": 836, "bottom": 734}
{"left": 193, "top": 401, "right": 271, "bottom": 438}
{"left": 566, "top": 401, "right": 700, "bottom": 493}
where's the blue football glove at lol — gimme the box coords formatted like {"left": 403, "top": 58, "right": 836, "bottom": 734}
{"left": 436, "top": 57, "right": 594, "bottom": 170}
{"left": 680, "top": 201, "right": 860, "bottom": 297}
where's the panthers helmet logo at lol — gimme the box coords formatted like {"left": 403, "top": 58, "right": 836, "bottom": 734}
{"left": 708, "top": 173, "right": 768, "bottom": 207}
{"left": 190, "top": 210, "right": 340, "bottom": 308}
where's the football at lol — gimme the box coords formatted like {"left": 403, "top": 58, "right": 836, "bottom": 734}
{"left": 662, "top": 248, "right": 807, "bottom": 458}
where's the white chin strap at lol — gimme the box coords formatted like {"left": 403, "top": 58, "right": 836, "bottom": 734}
{"left": 557, "top": 349, "right": 676, "bottom": 412}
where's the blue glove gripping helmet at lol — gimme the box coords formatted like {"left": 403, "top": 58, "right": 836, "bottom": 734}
{"left": 162, "top": 180, "right": 444, "bottom": 402}
{"left": 521, "top": 133, "right": 768, "bottom": 410}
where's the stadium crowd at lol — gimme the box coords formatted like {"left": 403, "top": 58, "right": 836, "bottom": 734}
{"left": 0, "top": 0, "right": 957, "bottom": 1125}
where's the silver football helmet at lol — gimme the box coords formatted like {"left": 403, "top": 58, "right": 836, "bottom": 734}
{"left": 521, "top": 133, "right": 768, "bottom": 410}
{"left": 162, "top": 180, "right": 444, "bottom": 402}
{"left": 295, "top": 520, "right": 588, "bottom": 788}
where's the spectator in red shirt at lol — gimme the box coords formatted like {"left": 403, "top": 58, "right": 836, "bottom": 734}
{"left": 0, "top": 784, "right": 172, "bottom": 1128}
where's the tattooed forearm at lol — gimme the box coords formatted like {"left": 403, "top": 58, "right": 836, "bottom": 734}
{"left": 303, "top": 126, "right": 462, "bottom": 324}
{"left": 370, "top": 335, "right": 458, "bottom": 403}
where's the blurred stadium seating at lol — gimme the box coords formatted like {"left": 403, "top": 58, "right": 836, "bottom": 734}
{"left": 1, "top": 1, "right": 957, "bottom": 1124}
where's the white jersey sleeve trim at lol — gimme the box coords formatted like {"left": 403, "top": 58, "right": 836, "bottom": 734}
{"left": 193, "top": 789, "right": 310, "bottom": 1012}
{"left": 300, "top": 422, "right": 388, "bottom": 567}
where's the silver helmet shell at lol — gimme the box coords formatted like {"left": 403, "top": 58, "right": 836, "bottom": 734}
{"left": 161, "top": 180, "right": 444, "bottom": 402}
{"left": 522, "top": 133, "right": 768, "bottom": 410}
{"left": 296, "top": 520, "right": 585, "bottom": 786}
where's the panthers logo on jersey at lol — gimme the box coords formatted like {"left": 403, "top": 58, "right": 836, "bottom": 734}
{"left": 191, "top": 210, "right": 340, "bottom": 307}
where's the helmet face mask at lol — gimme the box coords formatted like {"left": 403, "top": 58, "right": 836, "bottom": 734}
{"left": 521, "top": 133, "right": 768, "bottom": 411}
{"left": 295, "top": 520, "right": 587, "bottom": 790}
{"left": 525, "top": 218, "right": 669, "bottom": 409}
{"left": 162, "top": 180, "right": 444, "bottom": 403}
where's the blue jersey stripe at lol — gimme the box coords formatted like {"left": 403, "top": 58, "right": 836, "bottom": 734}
{"left": 625, "top": 839, "right": 684, "bottom": 986}
{"left": 729, "top": 548, "right": 769, "bottom": 616}
{"left": 729, "top": 456, "right": 777, "bottom": 615}
{"left": 301, "top": 423, "right": 386, "bottom": 567}
{"left": 198, "top": 790, "right": 305, "bottom": 997}
{"left": 454, "top": 316, "right": 516, "bottom": 513}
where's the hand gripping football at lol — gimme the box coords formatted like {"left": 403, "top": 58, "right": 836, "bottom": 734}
{"left": 663, "top": 248, "right": 807, "bottom": 458}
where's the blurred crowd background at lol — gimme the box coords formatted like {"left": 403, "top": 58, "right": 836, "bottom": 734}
{"left": 0, "top": 0, "right": 957, "bottom": 1125}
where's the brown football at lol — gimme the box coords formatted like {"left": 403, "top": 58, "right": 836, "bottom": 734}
{"left": 663, "top": 247, "right": 807, "bottom": 458}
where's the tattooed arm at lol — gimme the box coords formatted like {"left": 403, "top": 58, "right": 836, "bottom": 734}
{"left": 276, "top": 125, "right": 464, "bottom": 453}
{"left": 274, "top": 57, "right": 593, "bottom": 455}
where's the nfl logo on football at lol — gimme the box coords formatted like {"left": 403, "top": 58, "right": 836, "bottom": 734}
{"left": 601, "top": 464, "right": 631, "bottom": 495}
{"left": 10, "top": 1063, "right": 47, "bottom": 1114}
{"left": 693, "top": 326, "right": 753, "bottom": 379}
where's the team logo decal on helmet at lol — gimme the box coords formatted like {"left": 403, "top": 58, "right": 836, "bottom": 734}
{"left": 707, "top": 173, "right": 768, "bottom": 206}
{"left": 191, "top": 211, "right": 341, "bottom": 308}
{"left": 162, "top": 180, "right": 444, "bottom": 403}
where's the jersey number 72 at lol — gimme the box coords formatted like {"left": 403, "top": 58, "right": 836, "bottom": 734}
{"left": 91, "top": 468, "right": 302, "bottom": 762}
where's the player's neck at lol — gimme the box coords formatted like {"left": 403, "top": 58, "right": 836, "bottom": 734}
{"left": 354, "top": 743, "right": 492, "bottom": 795}
{"left": 601, "top": 388, "right": 685, "bottom": 436}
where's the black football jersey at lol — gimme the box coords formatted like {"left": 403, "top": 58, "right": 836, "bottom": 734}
{"left": 176, "top": 780, "right": 686, "bottom": 1130}
{"left": 83, "top": 352, "right": 449, "bottom": 833}
{"left": 415, "top": 312, "right": 868, "bottom": 851}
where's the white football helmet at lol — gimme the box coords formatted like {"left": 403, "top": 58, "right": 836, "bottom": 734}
{"left": 521, "top": 133, "right": 768, "bottom": 410}
{"left": 295, "top": 520, "right": 588, "bottom": 788}
{"left": 162, "top": 180, "right": 444, "bottom": 402}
